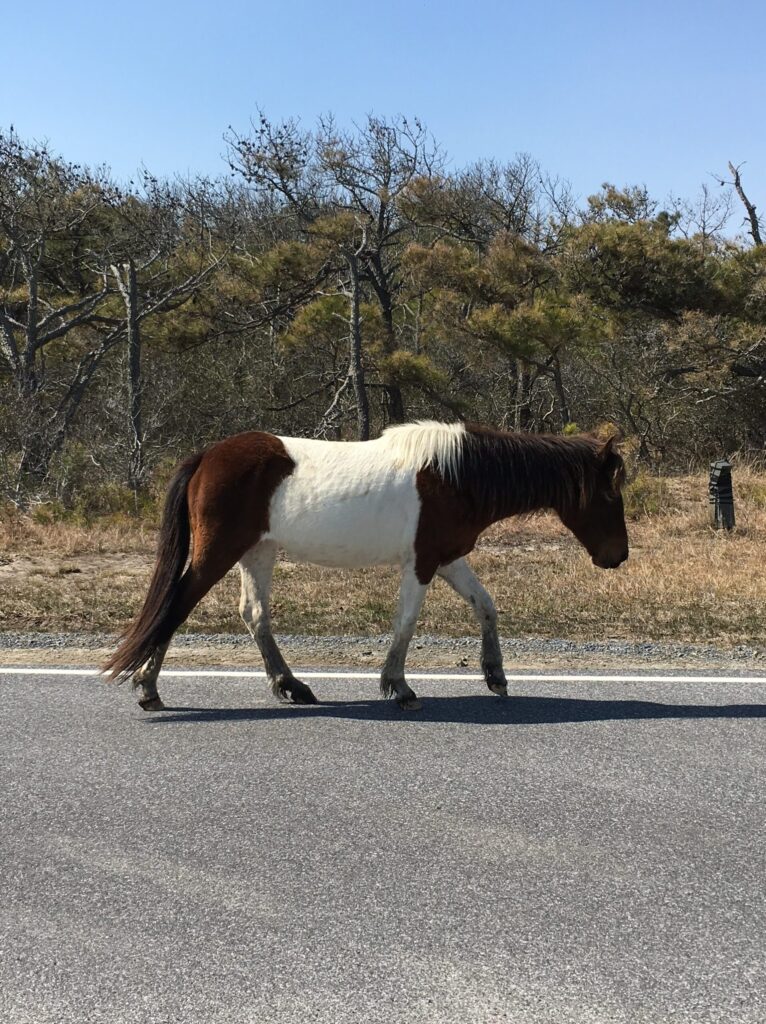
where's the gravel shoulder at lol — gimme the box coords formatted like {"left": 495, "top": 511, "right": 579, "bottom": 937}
{"left": 1, "top": 630, "right": 763, "bottom": 673}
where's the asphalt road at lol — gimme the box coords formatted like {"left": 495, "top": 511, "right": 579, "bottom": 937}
{"left": 1, "top": 668, "right": 765, "bottom": 1024}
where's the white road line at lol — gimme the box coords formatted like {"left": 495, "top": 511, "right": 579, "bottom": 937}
{"left": 1, "top": 667, "right": 765, "bottom": 684}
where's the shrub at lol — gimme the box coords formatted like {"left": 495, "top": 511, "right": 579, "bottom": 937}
{"left": 623, "top": 472, "right": 672, "bottom": 519}
{"left": 30, "top": 501, "right": 68, "bottom": 525}
{"left": 733, "top": 469, "right": 766, "bottom": 510}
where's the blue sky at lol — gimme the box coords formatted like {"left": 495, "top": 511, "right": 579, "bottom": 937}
{"left": 4, "top": 0, "right": 764, "bottom": 218}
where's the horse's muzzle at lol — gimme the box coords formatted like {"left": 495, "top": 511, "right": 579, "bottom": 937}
{"left": 592, "top": 550, "right": 629, "bottom": 570}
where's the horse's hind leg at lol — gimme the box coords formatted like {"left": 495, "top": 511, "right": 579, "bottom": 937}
{"left": 133, "top": 642, "right": 170, "bottom": 711}
{"left": 381, "top": 565, "right": 429, "bottom": 711}
{"left": 134, "top": 551, "right": 245, "bottom": 711}
{"left": 239, "top": 542, "right": 317, "bottom": 705}
{"left": 438, "top": 558, "right": 507, "bottom": 696}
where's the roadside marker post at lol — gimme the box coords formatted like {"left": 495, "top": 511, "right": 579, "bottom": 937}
{"left": 709, "top": 459, "right": 735, "bottom": 530}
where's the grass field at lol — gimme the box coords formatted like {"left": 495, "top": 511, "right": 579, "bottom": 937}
{"left": 1, "top": 470, "right": 765, "bottom": 648}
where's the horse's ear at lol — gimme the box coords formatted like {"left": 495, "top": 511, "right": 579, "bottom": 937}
{"left": 597, "top": 433, "right": 622, "bottom": 460}
{"left": 597, "top": 434, "right": 626, "bottom": 489}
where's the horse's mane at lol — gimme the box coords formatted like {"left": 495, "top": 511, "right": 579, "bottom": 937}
{"left": 380, "top": 420, "right": 465, "bottom": 480}
{"left": 379, "top": 420, "right": 622, "bottom": 520}
{"left": 459, "top": 424, "right": 620, "bottom": 519}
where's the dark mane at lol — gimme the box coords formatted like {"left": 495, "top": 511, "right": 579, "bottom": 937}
{"left": 448, "top": 424, "right": 616, "bottom": 520}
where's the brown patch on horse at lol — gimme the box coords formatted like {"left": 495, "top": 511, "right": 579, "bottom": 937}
{"left": 186, "top": 431, "right": 295, "bottom": 571}
{"left": 103, "top": 432, "right": 295, "bottom": 681}
{"left": 414, "top": 468, "right": 489, "bottom": 584}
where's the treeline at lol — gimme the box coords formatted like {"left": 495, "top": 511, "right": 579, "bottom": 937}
{"left": 1, "top": 118, "right": 764, "bottom": 506}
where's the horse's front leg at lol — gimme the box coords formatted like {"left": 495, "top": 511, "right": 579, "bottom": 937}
{"left": 381, "top": 564, "right": 429, "bottom": 711}
{"left": 239, "top": 542, "right": 317, "bottom": 705}
{"left": 438, "top": 558, "right": 508, "bottom": 696}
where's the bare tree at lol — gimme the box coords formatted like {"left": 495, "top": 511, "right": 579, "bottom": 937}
{"left": 107, "top": 175, "right": 231, "bottom": 489}
{"left": 0, "top": 131, "right": 125, "bottom": 483}
{"left": 0, "top": 132, "right": 233, "bottom": 492}
{"left": 720, "top": 162, "right": 763, "bottom": 247}
{"left": 316, "top": 114, "right": 441, "bottom": 423}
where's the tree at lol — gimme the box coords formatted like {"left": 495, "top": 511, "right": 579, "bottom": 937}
{"left": 0, "top": 131, "right": 234, "bottom": 494}
{"left": 403, "top": 157, "right": 577, "bottom": 429}
{"left": 316, "top": 115, "right": 440, "bottom": 424}
{"left": 104, "top": 175, "right": 232, "bottom": 490}
{"left": 0, "top": 130, "right": 123, "bottom": 485}
{"left": 227, "top": 113, "right": 442, "bottom": 436}
{"left": 718, "top": 162, "right": 763, "bottom": 248}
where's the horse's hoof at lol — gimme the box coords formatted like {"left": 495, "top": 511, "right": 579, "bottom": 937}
{"left": 291, "top": 687, "right": 318, "bottom": 705}
{"left": 488, "top": 683, "right": 508, "bottom": 697}
{"left": 398, "top": 697, "right": 422, "bottom": 711}
{"left": 138, "top": 696, "right": 166, "bottom": 712}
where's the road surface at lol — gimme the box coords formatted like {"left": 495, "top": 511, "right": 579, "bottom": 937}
{"left": 2, "top": 667, "right": 765, "bottom": 1023}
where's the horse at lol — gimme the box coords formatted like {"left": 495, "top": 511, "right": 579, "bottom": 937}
{"left": 103, "top": 421, "right": 629, "bottom": 711}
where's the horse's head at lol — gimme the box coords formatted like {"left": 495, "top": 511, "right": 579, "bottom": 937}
{"left": 558, "top": 436, "right": 629, "bottom": 570}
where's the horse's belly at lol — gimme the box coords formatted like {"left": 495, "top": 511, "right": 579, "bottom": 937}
{"left": 264, "top": 476, "right": 419, "bottom": 568}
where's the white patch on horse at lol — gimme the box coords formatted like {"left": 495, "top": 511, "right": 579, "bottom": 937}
{"left": 264, "top": 422, "right": 467, "bottom": 569}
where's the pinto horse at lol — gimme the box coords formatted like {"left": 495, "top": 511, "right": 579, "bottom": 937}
{"left": 103, "top": 421, "right": 628, "bottom": 710}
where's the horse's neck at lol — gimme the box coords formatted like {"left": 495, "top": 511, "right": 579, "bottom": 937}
{"left": 460, "top": 431, "right": 578, "bottom": 524}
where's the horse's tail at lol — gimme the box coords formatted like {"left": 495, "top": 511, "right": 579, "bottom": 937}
{"left": 102, "top": 452, "right": 204, "bottom": 682}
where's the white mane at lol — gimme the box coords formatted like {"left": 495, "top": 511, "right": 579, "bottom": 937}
{"left": 379, "top": 421, "right": 466, "bottom": 481}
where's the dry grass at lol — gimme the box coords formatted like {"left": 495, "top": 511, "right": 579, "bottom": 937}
{"left": 1, "top": 470, "right": 765, "bottom": 647}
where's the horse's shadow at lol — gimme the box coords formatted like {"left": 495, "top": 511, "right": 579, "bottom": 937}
{"left": 145, "top": 692, "right": 766, "bottom": 727}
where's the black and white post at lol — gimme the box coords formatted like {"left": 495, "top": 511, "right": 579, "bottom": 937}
{"left": 709, "top": 460, "right": 735, "bottom": 531}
